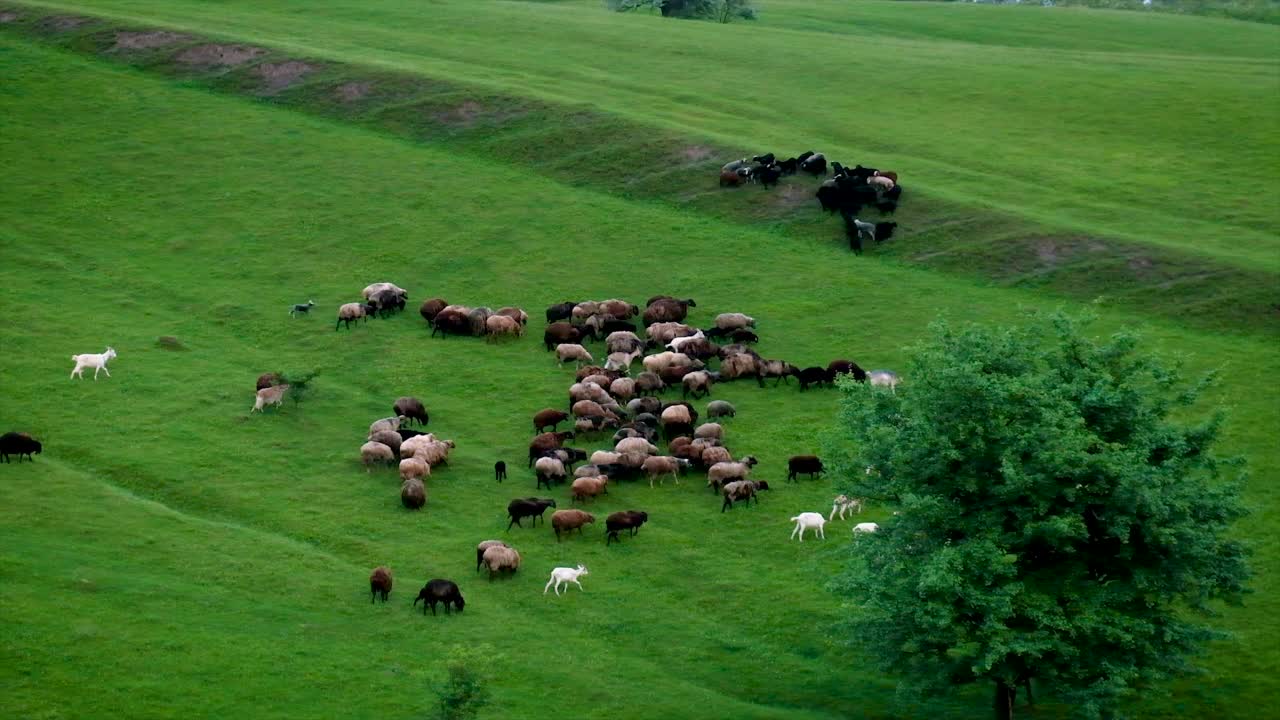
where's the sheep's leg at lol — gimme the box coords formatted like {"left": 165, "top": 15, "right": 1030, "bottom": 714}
{"left": 572, "top": 580, "right": 583, "bottom": 592}
{"left": 790, "top": 524, "right": 799, "bottom": 541}
{"left": 544, "top": 578, "right": 554, "bottom": 594}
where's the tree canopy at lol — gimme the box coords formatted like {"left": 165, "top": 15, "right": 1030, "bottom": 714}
{"left": 825, "top": 313, "right": 1250, "bottom": 719}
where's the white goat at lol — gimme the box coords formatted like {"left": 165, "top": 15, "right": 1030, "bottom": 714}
{"left": 829, "top": 495, "right": 863, "bottom": 521}
{"left": 867, "top": 370, "right": 899, "bottom": 394}
{"left": 790, "top": 512, "right": 826, "bottom": 542}
{"left": 665, "top": 330, "right": 705, "bottom": 353}
{"left": 853, "top": 522, "right": 880, "bottom": 534}
{"left": 544, "top": 565, "right": 588, "bottom": 595}
{"left": 70, "top": 347, "right": 117, "bottom": 380}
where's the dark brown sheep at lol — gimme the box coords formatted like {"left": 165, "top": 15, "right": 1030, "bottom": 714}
{"left": 508, "top": 497, "right": 557, "bottom": 529}
{"left": 642, "top": 299, "right": 692, "bottom": 325}
{"left": 551, "top": 509, "right": 595, "bottom": 541}
{"left": 255, "top": 372, "right": 281, "bottom": 391}
{"left": 419, "top": 298, "right": 448, "bottom": 324}
{"left": 369, "top": 566, "right": 393, "bottom": 603}
{"left": 431, "top": 308, "right": 472, "bottom": 337}
{"left": 787, "top": 455, "right": 825, "bottom": 482}
{"left": 393, "top": 396, "right": 430, "bottom": 426}
{"left": 400, "top": 478, "right": 426, "bottom": 509}
{"left": 544, "top": 322, "right": 582, "bottom": 351}
{"left": 528, "top": 431, "right": 575, "bottom": 467}
{"left": 605, "top": 510, "right": 649, "bottom": 545}
{"left": 828, "top": 359, "right": 868, "bottom": 383}
{"left": 533, "top": 408, "right": 570, "bottom": 433}
{"left": 0, "top": 432, "right": 42, "bottom": 463}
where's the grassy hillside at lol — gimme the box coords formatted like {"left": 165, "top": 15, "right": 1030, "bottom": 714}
{"left": 0, "top": 2, "right": 1276, "bottom": 719}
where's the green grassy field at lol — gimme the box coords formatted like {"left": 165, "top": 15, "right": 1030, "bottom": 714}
{"left": 0, "top": 2, "right": 1276, "bottom": 718}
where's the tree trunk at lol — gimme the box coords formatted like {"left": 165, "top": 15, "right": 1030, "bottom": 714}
{"left": 1023, "top": 678, "right": 1034, "bottom": 706}
{"left": 994, "top": 680, "right": 1015, "bottom": 720}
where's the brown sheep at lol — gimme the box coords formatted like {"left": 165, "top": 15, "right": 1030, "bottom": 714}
{"left": 556, "top": 344, "right": 593, "bottom": 367}
{"left": 701, "top": 445, "right": 732, "bottom": 467}
{"left": 572, "top": 400, "right": 608, "bottom": 420}
{"left": 714, "top": 313, "right": 755, "bottom": 331}
{"left": 551, "top": 509, "right": 596, "bottom": 541}
{"left": 419, "top": 298, "right": 448, "bottom": 324}
{"left": 361, "top": 441, "right": 395, "bottom": 471}
{"left": 544, "top": 321, "right": 582, "bottom": 351}
{"left": 368, "top": 430, "right": 403, "bottom": 456}
{"left": 642, "top": 455, "right": 688, "bottom": 488}
{"left": 393, "top": 397, "right": 429, "bottom": 427}
{"left": 481, "top": 545, "right": 522, "bottom": 580}
{"left": 475, "top": 540, "right": 510, "bottom": 572}
{"left": 370, "top": 566, "right": 393, "bottom": 603}
{"left": 660, "top": 404, "right": 692, "bottom": 426}
{"left": 576, "top": 365, "right": 617, "bottom": 382}
{"left": 255, "top": 372, "right": 281, "bottom": 391}
{"left": 615, "top": 437, "right": 658, "bottom": 455}
{"left": 528, "top": 431, "right": 575, "bottom": 467}
{"left": 599, "top": 299, "right": 638, "bottom": 319}
{"left": 634, "top": 372, "right": 666, "bottom": 396}
{"left": 533, "top": 408, "right": 570, "bottom": 433}
{"left": 682, "top": 371, "right": 714, "bottom": 399}
{"left": 642, "top": 299, "right": 690, "bottom": 325}
{"left": 571, "top": 476, "right": 609, "bottom": 504}
{"left": 707, "top": 456, "right": 759, "bottom": 492}
{"left": 609, "top": 377, "right": 636, "bottom": 401}
{"left": 646, "top": 322, "right": 697, "bottom": 345}
{"left": 694, "top": 423, "right": 724, "bottom": 441}
{"left": 720, "top": 353, "right": 760, "bottom": 381}
{"left": 399, "top": 456, "right": 430, "bottom": 481}
{"left": 569, "top": 382, "right": 611, "bottom": 407}
{"left": 496, "top": 306, "right": 529, "bottom": 326}
{"left": 486, "top": 314, "right": 522, "bottom": 341}
{"left": 400, "top": 478, "right": 426, "bottom": 509}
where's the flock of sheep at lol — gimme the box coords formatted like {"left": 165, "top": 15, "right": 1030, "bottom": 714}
{"left": 30, "top": 279, "right": 897, "bottom": 618}
{"left": 720, "top": 151, "right": 903, "bottom": 254}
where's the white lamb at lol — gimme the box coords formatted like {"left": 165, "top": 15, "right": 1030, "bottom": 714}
{"left": 790, "top": 512, "right": 826, "bottom": 542}
{"left": 665, "top": 330, "right": 705, "bottom": 353}
{"left": 829, "top": 495, "right": 863, "bottom": 521}
{"left": 853, "top": 522, "right": 880, "bottom": 534}
{"left": 544, "top": 564, "right": 589, "bottom": 595}
{"left": 69, "top": 347, "right": 117, "bottom": 380}
{"left": 868, "top": 370, "right": 900, "bottom": 394}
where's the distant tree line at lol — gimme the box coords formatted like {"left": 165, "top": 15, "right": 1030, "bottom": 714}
{"left": 904, "top": 0, "right": 1278, "bottom": 25}
{"left": 608, "top": 0, "right": 758, "bottom": 23}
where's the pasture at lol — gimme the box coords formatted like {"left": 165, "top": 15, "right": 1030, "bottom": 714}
{"left": 0, "top": 2, "right": 1276, "bottom": 718}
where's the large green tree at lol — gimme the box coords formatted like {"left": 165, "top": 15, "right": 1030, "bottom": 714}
{"left": 825, "top": 314, "right": 1249, "bottom": 719}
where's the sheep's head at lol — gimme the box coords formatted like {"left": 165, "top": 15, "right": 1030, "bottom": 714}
{"left": 743, "top": 455, "right": 759, "bottom": 467}
{"left": 755, "top": 481, "right": 771, "bottom": 491}
{"left": 105, "top": 347, "right": 117, "bottom": 359}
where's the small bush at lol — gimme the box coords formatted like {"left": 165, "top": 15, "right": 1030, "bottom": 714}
{"left": 431, "top": 646, "right": 495, "bottom": 720}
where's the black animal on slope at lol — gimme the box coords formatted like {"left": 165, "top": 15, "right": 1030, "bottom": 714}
{"left": 544, "top": 322, "right": 583, "bottom": 351}
{"left": 875, "top": 222, "right": 898, "bottom": 243}
{"left": 393, "top": 396, "right": 429, "bottom": 427}
{"left": 787, "top": 455, "right": 825, "bottom": 482}
{"left": 494, "top": 460, "right": 507, "bottom": 483}
{"left": 752, "top": 152, "right": 775, "bottom": 165}
{"left": 797, "top": 366, "right": 832, "bottom": 391}
{"left": 545, "top": 301, "right": 578, "bottom": 324}
{"left": 828, "top": 359, "right": 868, "bottom": 383}
{"left": 755, "top": 164, "right": 781, "bottom": 189}
{"left": 507, "top": 497, "right": 557, "bottom": 529}
{"left": 800, "top": 153, "right": 827, "bottom": 176}
{"left": 0, "top": 432, "right": 41, "bottom": 463}
{"left": 413, "top": 579, "right": 465, "bottom": 616}
{"left": 605, "top": 510, "right": 649, "bottom": 545}
{"left": 369, "top": 566, "right": 393, "bottom": 603}
{"left": 778, "top": 157, "right": 799, "bottom": 175}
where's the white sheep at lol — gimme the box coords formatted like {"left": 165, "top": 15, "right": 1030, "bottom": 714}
{"left": 556, "top": 344, "right": 593, "bottom": 367}
{"left": 69, "top": 347, "right": 117, "bottom": 380}
{"left": 790, "top": 512, "right": 826, "bottom": 542}
{"left": 251, "top": 384, "right": 290, "bottom": 412}
{"left": 868, "top": 370, "right": 900, "bottom": 394}
{"left": 714, "top": 313, "right": 755, "bottom": 331}
{"left": 829, "top": 495, "right": 863, "bottom": 521}
{"left": 361, "top": 441, "right": 395, "bottom": 471}
{"left": 544, "top": 564, "right": 589, "bottom": 595}
{"left": 666, "top": 330, "right": 705, "bottom": 353}
{"left": 853, "top": 522, "right": 880, "bottom": 534}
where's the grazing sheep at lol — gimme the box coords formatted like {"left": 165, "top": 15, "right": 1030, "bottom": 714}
{"left": 828, "top": 360, "right": 868, "bottom": 383}
{"left": 402, "top": 437, "right": 455, "bottom": 467}
{"left": 714, "top": 313, "right": 755, "bottom": 331}
{"left": 830, "top": 495, "right": 863, "bottom": 521}
{"left": 69, "top": 347, "right": 117, "bottom": 380}
{"left": 495, "top": 460, "right": 507, "bottom": 482}
{"left": 722, "top": 480, "right": 770, "bottom": 512}
{"left": 605, "top": 350, "right": 641, "bottom": 373}
{"left": 798, "top": 367, "right": 832, "bottom": 391}
{"left": 545, "top": 301, "right": 577, "bottom": 323}
{"left": 543, "top": 322, "right": 582, "bottom": 351}
{"left": 730, "top": 330, "right": 759, "bottom": 344}
{"left": 290, "top": 300, "right": 316, "bottom": 317}
{"left": 533, "top": 408, "right": 570, "bottom": 433}
{"left": 362, "top": 283, "right": 407, "bottom": 302}
{"left": 569, "top": 382, "right": 611, "bottom": 407}
{"left": 475, "top": 540, "right": 510, "bottom": 573}
{"left": 628, "top": 396, "right": 663, "bottom": 416}
{"left": 642, "top": 455, "right": 689, "bottom": 488}
{"left": 605, "top": 510, "right": 649, "bottom": 545}
{"left": 369, "top": 566, "right": 393, "bottom": 603}
{"left": 336, "top": 302, "right": 374, "bottom": 330}
{"left": 255, "top": 372, "right": 281, "bottom": 391}
{"left": 400, "top": 478, "right": 427, "bottom": 509}
{"left": 646, "top": 322, "right": 697, "bottom": 345}
{"left": 868, "top": 370, "right": 900, "bottom": 394}
{"left": 660, "top": 404, "right": 692, "bottom": 427}
{"left": 790, "top": 512, "right": 826, "bottom": 541}
{"left": 693, "top": 423, "right": 724, "bottom": 442}
{"left": 399, "top": 456, "right": 430, "bottom": 481}
{"left": 431, "top": 307, "right": 473, "bottom": 337}
{"left": 496, "top": 306, "right": 529, "bottom": 326}
{"left": 800, "top": 153, "right": 827, "bottom": 175}
{"left": 0, "top": 432, "right": 42, "bottom": 463}
{"left": 370, "top": 430, "right": 405, "bottom": 458}
{"left": 413, "top": 579, "right": 464, "bottom": 615}
{"left": 755, "top": 164, "right": 782, "bottom": 189}
{"left": 643, "top": 299, "right": 694, "bottom": 325}
{"left": 608, "top": 377, "right": 636, "bottom": 402}
{"left": 361, "top": 441, "right": 395, "bottom": 471}
{"left": 701, "top": 445, "right": 732, "bottom": 467}
{"left": 527, "top": 431, "right": 574, "bottom": 467}
{"left": 705, "top": 400, "right": 736, "bottom": 420}
{"left": 570, "top": 476, "right": 609, "bottom": 504}
{"left": 634, "top": 372, "right": 666, "bottom": 396}
{"left": 787, "top": 455, "right": 825, "bottom": 482}
{"left": 556, "top": 344, "right": 593, "bottom": 368}
{"left": 599, "top": 299, "right": 638, "bottom": 319}
{"left": 370, "top": 288, "right": 406, "bottom": 317}
{"left": 251, "top": 384, "right": 290, "bottom": 413}
{"left": 853, "top": 522, "right": 880, "bottom": 533}
{"left": 614, "top": 437, "right": 658, "bottom": 455}
{"left": 507, "top": 497, "right": 557, "bottom": 529}
{"left": 551, "top": 510, "right": 595, "bottom": 541}
{"left": 481, "top": 545, "right": 522, "bottom": 579}
{"left": 605, "top": 331, "right": 643, "bottom": 355}
{"left": 419, "top": 298, "right": 448, "bottom": 324}
{"left": 589, "top": 450, "right": 622, "bottom": 467}
{"left": 707, "top": 456, "right": 759, "bottom": 492}
{"left": 393, "top": 397, "right": 429, "bottom": 427}
{"left": 369, "top": 415, "right": 406, "bottom": 436}
{"left": 486, "top": 314, "right": 522, "bottom": 341}
{"left": 544, "top": 565, "right": 589, "bottom": 595}
{"left": 535, "top": 456, "right": 568, "bottom": 490}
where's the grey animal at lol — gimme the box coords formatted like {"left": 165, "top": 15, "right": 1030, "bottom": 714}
{"left": 290, "top": 300, "right": 316, "bottom": 317}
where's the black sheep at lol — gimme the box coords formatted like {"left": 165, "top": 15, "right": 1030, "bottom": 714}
{"left": 369, "top": 566, "right": 393, "bottom": 603}
{"left": 430, "top": 309, "right": 471, "bottom": 338}
{"left": 752, "top": 152, "right": 775, "bottom": 165}
{"left": 756, "top": 164, "right": 782, "bottom": 189}
{"left": 398, "top": 428, "right": 427, "bottom": 441}
{"left": 507, "top": 497, "right": 557, "bottom": 529}
{"left": 393, "top": 396, "right": 429, "bottom": 427}
{"left": 787, "top": 455, "right": 825, "bottom": 482}
{"left": 730, "top": 330, "right": 759, "bottom": 344}
{"left": 828, "top": 359, "right": 868, "bottom": 383}
{"left": 605, "top": 510, "right": 649, "bottom": 545}
{"left": 800, "top": 153, "right": 827, "bottom": 176}
{"left": 545, "top": 301, "right": 578, "bottom": 324}
{"left": 778, "top": 157, "right": 799, "bottom": 175}
{"left": 413, "top": 579, "right": 465, "bottom": 616}
{"left": 797, "top": 366, "right": 831, "bottom": 391}
{"left": 543, "top": 322, "right": 582, "bottom": 351}
{"left": 0, "top": 432, "right": 41, "bottom": 463}
{"left": 494, "top": 460, "right": 507, "bottom": 483}
{"left": 875, "top": 222, "right": 898, "bottom": 243}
